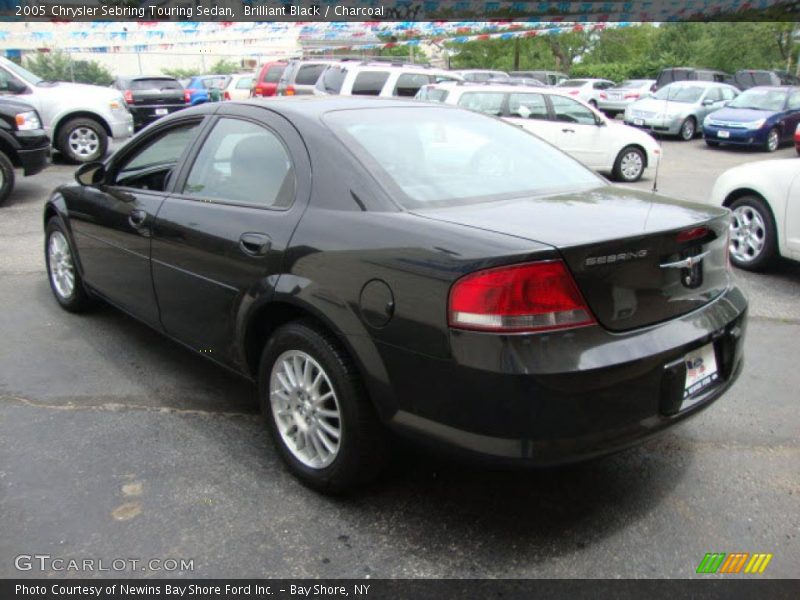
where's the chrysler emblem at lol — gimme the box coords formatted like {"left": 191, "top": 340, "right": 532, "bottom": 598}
{"left": 660, "top": 250, "right": 709, "bottom": 288}
{"left": 659, "top": 250, "right": 710, "bottom": 270}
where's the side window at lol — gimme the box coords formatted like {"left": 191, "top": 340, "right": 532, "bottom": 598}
{"left": 263, "top": 66, "right": 283, "bottom": 83}
{"left": 721, "top": 87, "right": 736, "bottom": 102}
{"left": 508, "top": 93, "right": 548, "bottom": 120}
{"left": 295, "top": 64, "right": 326, "bottom": 86}
{"left": 550, "top": 95, "right": 596, "bottom": 125}
{"left": 705, "top": 88, "right": 722, "bottom": 103}
{"left": 788, "top": 91, "right": 800, "bottom": 110}
{"left": 183, "top": 118, "right": 295, "bottom": 209}
{"left": 352, "top": 71, "right": 390, "bottom": 96}
{"left": 394, "top": 73, "right": 433, "bottom": 97}
{"left": 114, "top": 122, "right": 200, "bottom": 191}
{"left": 456, "top": 92, "right": 504, "bottom": 116}
{"left": 236, "top": 77, "right": 252, "bottom": 90}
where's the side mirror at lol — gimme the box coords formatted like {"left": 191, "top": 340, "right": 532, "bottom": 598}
{"left": 702, "top": 98, "right": 715, "bottom": 106}
{"left": 594, "top": 114, "right": 607, "bottom": 127}
{"left": 3, "top": 78, "right": 28, "bottom": 94}
{"left": 75, "top": 162, "right": 106, "bottom": 186}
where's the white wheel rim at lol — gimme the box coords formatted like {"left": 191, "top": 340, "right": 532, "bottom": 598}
{"left": 730, "top": 205, "right": 766, "bottom": 263}
{"left": 68, "top": 127, "right": 100, "bottom": 158}
{"left": 620, "top": 151, "right": 643, "bottom": 180}
{"left": 270, "top": 350, "right": 342, "bottom": 469}
{"left": 48, "top": 231, "right": 76, "bottom": 299}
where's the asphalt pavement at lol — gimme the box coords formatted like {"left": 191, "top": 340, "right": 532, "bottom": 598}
{"left": 0, "top": 139, "right": 798, "bottom": 579}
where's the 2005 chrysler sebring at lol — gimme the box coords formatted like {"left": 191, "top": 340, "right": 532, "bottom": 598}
{"left": 44, "top": 98, "right": 747, "bottom": 492}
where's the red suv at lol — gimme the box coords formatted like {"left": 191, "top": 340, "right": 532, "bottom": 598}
{"left": 251, "top": 61, "right": 287, "bottom": 97}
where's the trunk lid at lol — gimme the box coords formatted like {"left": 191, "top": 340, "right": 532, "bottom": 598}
{"left": 412, "top": 186, "right": 731, "bottom": 332}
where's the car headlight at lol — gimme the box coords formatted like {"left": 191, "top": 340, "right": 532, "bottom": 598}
{"left": 742, "top": 118, "right": 766, "bottom": 130}
{"left": 15, "top": 111, "right": 41, "bottom": 131}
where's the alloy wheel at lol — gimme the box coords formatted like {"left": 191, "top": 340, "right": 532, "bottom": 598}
{"left": 68, "top": 127, "right": 100, "bottom": 159}
{"left": 730, "top": 205, "right": 766, "bottom": 264}
{"left": 269, "top": 350, "right": 342, "bottom": 469}
{"left": 48, "top": 231, "right": 76, "bottom": 299}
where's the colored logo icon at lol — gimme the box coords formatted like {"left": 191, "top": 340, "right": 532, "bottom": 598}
{"left": 696, "top": 552, "right": 773, "bottom": 574}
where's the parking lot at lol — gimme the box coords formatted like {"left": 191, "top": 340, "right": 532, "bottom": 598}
{"left": 0, "top": 137, "right": 798, "bottom": 579}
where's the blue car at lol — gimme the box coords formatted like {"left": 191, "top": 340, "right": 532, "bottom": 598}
{"left": 184, "top": 75, "right": 230, "bottom": 106}
{"left": 703, "top": 86, "right": 800, "bottom": 152}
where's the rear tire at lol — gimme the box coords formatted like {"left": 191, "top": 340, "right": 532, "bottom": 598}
{"left": 679, "top": 117, "right": 696, "bottom": 141}
{"left": 612, "top": 146, "right": 645, "bottom": 182}
{"left": 0, "top": 151, "right": 14, "bottom": 206}
{"left": 258, "top": 321, "right": 387, "bottom": 493}
{"left": 57, "top": 117, "right": 108, "bottom": 164}
{"left": 728, "top": 195, "right": 777, "bottom": 272}
{"left": 45, "top": 217, "right": 95, "bottom": 312}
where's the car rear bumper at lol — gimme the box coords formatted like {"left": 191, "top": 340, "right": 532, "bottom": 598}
{"left": 381, "top": 284, "right": 747, "bottom": 464}
{"left": 702, "top": 125, "right": 766, "bottom": 146}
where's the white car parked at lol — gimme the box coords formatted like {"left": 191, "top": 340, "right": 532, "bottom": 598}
{"left": 0, "top": 56, "right": 133, "bottom": 163}
{"left": 417, "top": 83, "right": 662, "bottom": 182}
{"left": 315, "top": 62, "right": 460, "bottom": 98}
{"left": 556, "top": 78, "right": 616, "bottom": 107}
{"left": 709, "top": 159, "right": 800, "bottom": 271}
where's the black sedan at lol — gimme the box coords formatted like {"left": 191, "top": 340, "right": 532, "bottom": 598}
{"left": 44, "top": 98, "right": 747, "bottom": 492}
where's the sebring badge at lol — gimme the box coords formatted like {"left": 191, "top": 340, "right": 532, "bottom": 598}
{"left": 585, "top": 249, "right": 648, "bottom": 266}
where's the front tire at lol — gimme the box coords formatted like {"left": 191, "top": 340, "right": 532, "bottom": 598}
{"left": 258, "top": 321, "right": 387, "bottom": 493}
{"left": 57, "top": 117, "right": 108, "bottom": 164}
{"left": 0, "top": 151, "right": 14, "bottom": 206}
{"left": 728, "top": 196, "right": 777, "bottom": 272}
{"left": 612, "top": 146, "right": 645, "bottom": 182}
{"left": 45, "top": 218, "right": 94, "bottom": 312}
{"left": 763, "top": 127, "right": 780, "bottom": 153}
{"left": 679, "top": 117, "right": 696, "bottom": 141}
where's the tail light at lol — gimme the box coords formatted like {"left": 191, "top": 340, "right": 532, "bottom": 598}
{"left": 184, "top": 90, "right": 191, "bottom": 104}
{"left": 676, "top": 226, "right": 709, "bottom": 243}
{"left": 284, "top": 85, "right": 296, "bottom": 96}
{"left": 448, "top": 260, "right": 596, "bottom": 333}
{"left": 123, "top": 90, "right": 133, "bottom": 104}
{"left": 568, "top": 89, "right": 580, "bottom": 95}
{"left": 599, "top": 92, "right": 607, "bottom": 99}
{"left": 223, "top": 90, "right": 231, "bottom": 101}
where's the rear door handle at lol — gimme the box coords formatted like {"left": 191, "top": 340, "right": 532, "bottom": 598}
{"left": 239, "top": 232, "right": 272, "bottom": 257}
{"left": 562, "top": 128, "right": 575, "bottom": 133}
{"left": 128, "top": 209, "right": 147, "bottom": 229}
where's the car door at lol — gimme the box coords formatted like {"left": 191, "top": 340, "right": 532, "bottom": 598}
{"left": 548, "top": 94, "right": 606, "bottom": 168}
{"left": 150, "top": 104, "right": 310, "bottom": 369}
{"left": 67, "top": 117, "right": 205, "bottom": 325}
{"left": 503, "top": 91, "right": 559, "bottom": 142}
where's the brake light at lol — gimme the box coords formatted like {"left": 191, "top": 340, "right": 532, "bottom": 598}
{"left": 123, "top": 90, "right": 133, "bottom": 104}
{"left": 285, "top": 85, "right": 296, "bottom": 96}
{"left": 184, "top": 90, "right": 191, "bottom": 104}
{"left": 223, "top": 90, "right": 231, "bottom": 101}
{"left": 599, "top": 92, "right": 607, "bottom": 99}
{"left": 448, "top": 260, "right": 596, "bottom": 333}
{"left": 568, "top": 89, "right": 580, "bottom": 95}
{"left": 676, "top": 226, "right": 709, "bottom": 243}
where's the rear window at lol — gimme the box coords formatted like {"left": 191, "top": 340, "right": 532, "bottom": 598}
{"left": 130, "top": 78, "right": 181, "bottom": 90}
{"left": 324, "top": 107, "right": 601, "bottom": 209}
{"left": 263, "top": 65, "right": 285, "bottom": 83}
{"left": 558, "top": 80, "right": 587, "bottom": 88}
{"left": 394, "top": 73, "right": 432, "bottom": 97}
{"left": 352, "top": 71, "right": 390, "bottom": 96}
{"left": 317, "top": 67, "right": 347, "bottom": 94}
{"left": 295, "top": 64, "right": 326, "bottom": 85}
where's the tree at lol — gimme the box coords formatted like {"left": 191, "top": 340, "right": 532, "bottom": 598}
{"left": 24, "top": 50, "right": 113, "bottom": 86}
{"left": 208, "top": 59, "right": 242, "bottom": 75}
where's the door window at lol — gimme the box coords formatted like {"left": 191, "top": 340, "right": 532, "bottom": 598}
{"left": 114, "top": 122, "right": 200, "bottom": 191}
{"left": 456, "top": 92, "right": 505, "bottom": 116}
{"left": 182, "top": 118, "right": 295, "bottom": 209}
{"left": 704, "top": 87, "right": 723, "bottom": 103}
{"left": 550, "top": 95, "right": 596, "bottom": 125}
{"left": 508, "top": 93, "right": 548, "bottom": 120}
{"left": 394, "top": 73, "right": 433, "bottom": 97}
{"left": 295, "top": 64, "right": 327, "bottom": 85}
{"left": 721, "top": 87, "right": 737, "bottom": 102}
{"left": 351, "top": 71, "right": 390, "bottom": 96}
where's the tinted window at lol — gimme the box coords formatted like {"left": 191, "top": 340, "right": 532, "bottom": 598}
{"left": 394, "top": 73, "right": 432, "bottom": 97}
{"left": 508, "top": 93, "right": 548, "bottom": 119}
{"left": 317, "top": 67, "right": 347, "bottom": 94}
{"left": 115, "top": 123, "right": 199, "bottom": 190}
{"left": 352, "top": 71, "right": 390, "bottom": 96}
{"left": 183, "top": 118, "right": 294, "bottom": 208}
{"left": 325, "top": 107, "right": 601, "bottom": 209}
{"left": 457, "top": 92, "right": 504, "bottom": 115}
{"left": 263, "top": 65, "right": 285, "bottom": 83}
{"left": 130, "top": 78, "right": 181, "bottom": 90}
{"left": 550, "top": 95, "right": 596, "bottom": 125}
{"left": 295, "top": 64, "right": 326, "bottom": 85}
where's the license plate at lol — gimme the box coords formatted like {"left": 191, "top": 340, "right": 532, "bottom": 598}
{"left": 609, "top": 93, "right": 621, "bottom": 99}
{"left": 717, "top": 130, "right": 730, "bottom": 138}
{"left": 155, "top": 108, "right": 169, "bottom": 116}
{"left": 684, "top": 343, "right": 719, "bottom": 399}
{"left": 633, "top": 118, "right": 644, "bottom": 126}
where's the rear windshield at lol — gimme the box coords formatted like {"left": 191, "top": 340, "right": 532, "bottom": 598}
{"left": 263, "top": 65, "right": 285, "bottom": 83}
{"left": 130, "top": 78, "right": 181, "bottom": 90}
{"left": 324, "top": 107, "right": 601, "bottom": 209}
{"left": 295, "top": 64, "right": 327, "bottom": 85}
{"left": 558, "top": 80, "right": 587, "bottom": 87}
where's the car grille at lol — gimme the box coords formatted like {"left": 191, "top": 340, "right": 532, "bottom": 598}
{"left": 707, "top": 120, "right": 747, "bottom": 129}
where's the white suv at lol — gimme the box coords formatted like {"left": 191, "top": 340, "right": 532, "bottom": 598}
{"left": 314, "top": 61, "right": 461, "bottom": 98}
{"left": 0, "top": 56, "right": 133, "bottom": 163}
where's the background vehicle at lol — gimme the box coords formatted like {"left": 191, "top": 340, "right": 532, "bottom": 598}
{"left": 276, "top": 59, "right": 335, "bottom": 96}
{"left": 251, "top": 61, "right": 287, "bottom": 97}
{"left": 703, "top": 86, "right": 800, "bottom": 152}
{"left": 0, "top": 97, "right": 49, "bottom": 205}
{"left": 221, "top": 74, "right": 255, "bottom": 101}
{"left": 184, "top": 75, "right": 229, "bottom": 105}
{"left": 0, "top": 56, "right": 132, "bottom": 163}
{"left": 510, "top": 70, "right": 568, "bottom": 86}
{"left": 556, "top": 79, "right": 616, "bottom": 107}
{"left": 625, "top": 81, "right": 739, "bottom": 141}
{"left": 795, "top": 123, "right": 800, "bottom": 155}
{"left": 709, "top": 159, "right": 800, "bottom": 270}
{"left": 315, "top": 62, "right": 459, "bottom": 98}
{"left": 597, "top": 79, "right": 657, "bottom": 118}
{"left": 43, "top": 98, "right": 745, "bottom": 492}
{"left": 734, "top": 69, "right": 800, "bottom": 90}
{"left": 452, "top": 69, "right": 509, "bottom": 83}
{"left": 111, "top": 76, "right": 187, "bottom": 131}
{"left": 653, "top": 67, "right": 735, "bottom": 92}
{"left": 421, "top": 83, "right": 661, "bottom": 182}
{"left": 502, "top": 77, "right": 546, "bottom": 87}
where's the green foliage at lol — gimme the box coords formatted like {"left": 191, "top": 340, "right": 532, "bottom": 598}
{"left": 208, "top": 59, "right": 241, "bottom": 75}
{"left": 24, "top": 50, "right": 113, "bottom": 86}
{"left": 161, "top": 67, "right": 200, "bottom": 80}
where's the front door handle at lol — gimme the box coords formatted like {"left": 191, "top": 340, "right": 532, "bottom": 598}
{"left": 128, "top": 209, "right": 147, "bottom": 229}
{"left": 562, "top": 128, "right": 576, "bottom": 133}
{"left": 239, "top": 232, "right": 272, "bottom": 257}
